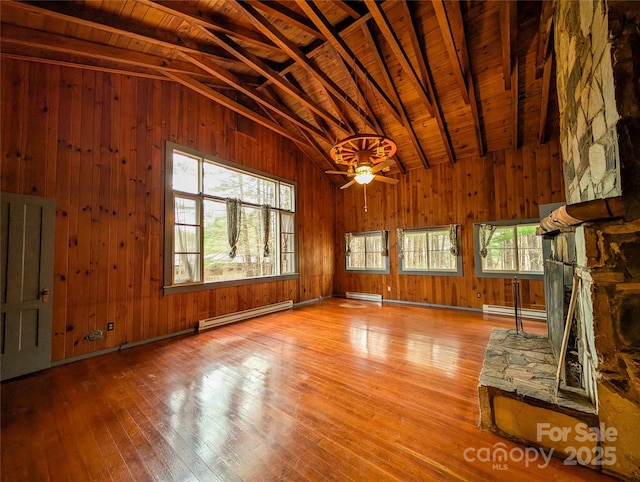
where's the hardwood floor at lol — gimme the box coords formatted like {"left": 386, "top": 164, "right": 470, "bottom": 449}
{"left": 1, "top": 299, "right": 613, "bottom": 481}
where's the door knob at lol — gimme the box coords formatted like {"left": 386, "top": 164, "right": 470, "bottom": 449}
{"left": 41, "top": 288, "right": 50, "bottom": 303}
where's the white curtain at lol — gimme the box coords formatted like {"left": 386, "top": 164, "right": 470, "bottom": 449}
{"left": 397, "top": 228, "right": 405, "bottom": 259}
{"left": 175, "top": 200, "right": 197, "bottom": 281}
{"left": 479, "top": 224, "right": 496, "bottom": 258}
{"left": 281, "top": 212, "right": 294, "bottom": 253}
{"left": 281, "top": 212, "right": 294, "bottom": 235}
{"left": 226, "top": 198, "right": 242, "bottom": 258}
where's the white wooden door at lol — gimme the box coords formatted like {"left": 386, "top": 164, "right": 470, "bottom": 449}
{"left": 1, "top": 193, "right": 55, "bottom": 380}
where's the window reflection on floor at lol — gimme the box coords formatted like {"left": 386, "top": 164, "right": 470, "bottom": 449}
{"left": 161, "top": 349, "right": 294, "bottom": 477}
{"left": 349, "top": 322, "right": 390, "bottom": 361}
{"left": 405, "top": 334, "right": 459, "bottom": 377}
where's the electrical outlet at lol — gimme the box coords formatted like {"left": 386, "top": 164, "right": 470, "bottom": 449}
{"left": 477, "top": 292, "right": 481, "bottom": 298}
{"left": 84, "top": 330, "right": 105, "bottom": 342}
{"left": 107, "top": 321, "right": 114, "bottom": 331}
{"left": 387, "top": 286, "right": 391, "bottom": 292}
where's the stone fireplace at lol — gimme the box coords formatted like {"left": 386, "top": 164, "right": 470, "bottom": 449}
{"left": 545, "top": 230, "right": 598, "bottom": 404}
{"left": 479, "top": 1, "right": 640, "bottom": 479}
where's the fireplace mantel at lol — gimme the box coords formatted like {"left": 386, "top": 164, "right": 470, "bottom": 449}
{"left": 536, "top": 196, "right": 625, "bottom": 237}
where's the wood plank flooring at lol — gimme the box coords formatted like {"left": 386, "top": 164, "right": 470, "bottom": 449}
{"left": 1, "top": 299, "right": 613, "bottom": 481}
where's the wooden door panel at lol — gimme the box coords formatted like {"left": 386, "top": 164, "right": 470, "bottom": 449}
{"left": 22, "top": 204, "right": 45, "bottom": 301}
{"left": 0, "top": 193, "right": 55, "bottom": 380}
{"left": 1, "top": 203, "right": 8, "bottom": 306}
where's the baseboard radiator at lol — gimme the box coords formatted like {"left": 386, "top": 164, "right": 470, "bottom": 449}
{"left": 482, "top": 304, "right": 547, "bottom": 321}
{"left": 197, "top": 300, "right": 293, "bottom": 332}
{"left": 346, "top": 292, "right": 383, "bottom": 302}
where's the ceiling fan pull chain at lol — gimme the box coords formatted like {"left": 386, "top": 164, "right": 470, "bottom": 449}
{"left": 363, "top": 184, "right": 368, "bottom": 212}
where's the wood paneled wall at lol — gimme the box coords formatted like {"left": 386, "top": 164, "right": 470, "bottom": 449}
{"left": 1, "top": 59, "right": 335, "bottom": 361}
{"left": 334, "top": 139, "right": 565, "bottom": 310}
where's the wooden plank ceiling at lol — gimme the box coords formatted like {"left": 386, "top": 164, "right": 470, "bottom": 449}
{"left": 0, "top": 0, "right": 557, "bottom": 182}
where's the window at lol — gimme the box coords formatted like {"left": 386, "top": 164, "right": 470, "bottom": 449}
{"left": 474, "top": 221, "right": 543, "bottom": 279}
{"left": 398, "top": 226, "right": 462, "bottom": 276}
{"left": 165, "top": 143, "right": 297, "bottom": 293}
{"left": 345, "top": 231, "right": 389, "bottom": 273}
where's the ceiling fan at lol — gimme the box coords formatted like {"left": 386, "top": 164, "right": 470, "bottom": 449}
{"left": 326, "top": 133, "right": 399, "bottom": 190}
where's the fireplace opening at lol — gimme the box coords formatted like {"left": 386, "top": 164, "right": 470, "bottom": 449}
{"left": 544, "top": 229, "right": 598, "bottom": 405}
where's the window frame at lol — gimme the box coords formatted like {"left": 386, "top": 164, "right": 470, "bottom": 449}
{"left": 164, "top": 142, "right": 298, "bottom": 295}
{"left": 345, "top": 230, "right": 390, "bottom": 274}
{"left": 473, "top": 219, "right": 543, "bottom": 279}
{"left": 398, "top": 226, "right": 462, "bottom": 277}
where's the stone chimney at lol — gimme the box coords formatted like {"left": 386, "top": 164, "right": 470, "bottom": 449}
{"left": 554, "top": 0, "right": 640, "bottom": 478}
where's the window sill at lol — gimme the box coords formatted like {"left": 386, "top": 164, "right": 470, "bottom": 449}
{"left": 345, "top": 269, "right": 390, "bottom": 275}
{"left": 163, "top": 273, "right": 299, "bottom": 295}
{"left": 476, "top": 271, "right": 543, "bottom": 280}
{"left": 399, "top": 269, "right": 462, "bottom": 277}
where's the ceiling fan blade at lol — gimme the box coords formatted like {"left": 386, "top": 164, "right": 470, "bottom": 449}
{"left": 340, "top": 180, "right": 356, "bottom": 190}
{"left": 371, "top": 158, "right": 395, "bottom": 173}
{"left": 373, "top": 175, "right": 399, "bottom": 185}
{"left": 326, "top": 170, "right": 355, "bottom": 177}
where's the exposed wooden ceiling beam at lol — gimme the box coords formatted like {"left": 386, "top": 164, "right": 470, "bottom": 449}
{"left": 431, "top": 0, "right": 469, "bottom": 105}
{"left": 359, "top": 25, "right": 395, "bottom": 109}
{"left": 230, "top": 0, "right": 375, "bottom": 132}
{"left": 180, "top": 53, "right": 327, "bottom": 140}
{"left": 0, "top": 23, "right": 206, "bottom": 77}
{"left": 339, "top": 58, "right": 383, "bottom": 134}
{"left": 283, "top": 74, "right": 337, "bottom": 143}
{"left": 262, "top": 11, "right": 373, "bottom": 88}
{"left": 296, "top": 0, "right": 402, "bottom": 125}
{"left": 259, "top": 99, "right": 336, "bottom": 174}
{"left": 399, "top": 1, "right": 455, "bottom": 163}
{"left": 512, "top": 60, "right": 519, "bottom": 149}
{"left": 162, "top": 71, "right": 308, "bottom": 146}
{"left": 0, "top": 52, "right": 169, "bottom": 83}
{"left": 330, "top": 0, "right": 362, "bottom": 20}
{"left": 247, "top": 1, "right": 324, "bottom": 40}
{"left": 500, "top": 1, "right": 515, "bottom": 91}
{"left": 361, "top": 23, "right": 415, "bottom": 172}
{"left": 263, "top": 87, "right": 337, "bottom": 173}
{"left": 438, "top": 0, "right": 485, "bottom": 156}
{"left": 509, "top": 3, "right": 519, "bottom": 149}
{"left": 141, "top": 0, "right": 280, "bottom": 52}
{"left": 10, "top": 1, "right": 242, "bottom": 66}
{"left": 202, "top": 28, "right": 349, "bottom": 135}
{"left": 364, "top": 0, "right": 433, "bottom": 118}
{"left": 310, "top": 74, "right": 357, "bottom": 134}
{"left": 538, "top": 52, "right": 553, "bottom": 145}
{"left": 536, "top": 1, "right": 555, "bottom": 79}
{"left": 337, "top": 57, "right": 407, "bottom": 173}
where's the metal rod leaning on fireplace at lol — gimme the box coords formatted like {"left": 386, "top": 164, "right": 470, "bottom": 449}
{"left": 555, "top": 274, "right": 580, "bottom": 393}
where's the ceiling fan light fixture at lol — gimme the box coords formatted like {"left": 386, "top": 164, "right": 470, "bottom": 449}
{"left": 330, "top": 133, "right": 397, "bottom": 165}
{"left": 354, "top": 165, "right": 374, "bottom": 185}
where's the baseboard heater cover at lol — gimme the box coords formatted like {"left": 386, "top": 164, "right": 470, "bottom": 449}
{"left": 482, "top": 304, "right": 547, "bottom": 321}
{"left": 198, "top": 300, "right": 293, "bottom": 332}
{"left": 346, "top": 292, "right": 383, "bottom": 302}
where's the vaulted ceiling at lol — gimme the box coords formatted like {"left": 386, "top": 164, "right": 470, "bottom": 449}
{"left": 0, "top": 0, "right": 557, "bottom": 183}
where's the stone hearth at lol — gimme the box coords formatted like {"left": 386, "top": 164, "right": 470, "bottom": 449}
{"left": 479, "top": 329, "right": 595, "bottom": 414}
{"left": 478, "top": 329, "right": 601, "bottom": 464}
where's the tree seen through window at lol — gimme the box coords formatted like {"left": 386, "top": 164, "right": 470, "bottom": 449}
{"left": 167, "top": 145, "right": 296, "bottom": 286}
